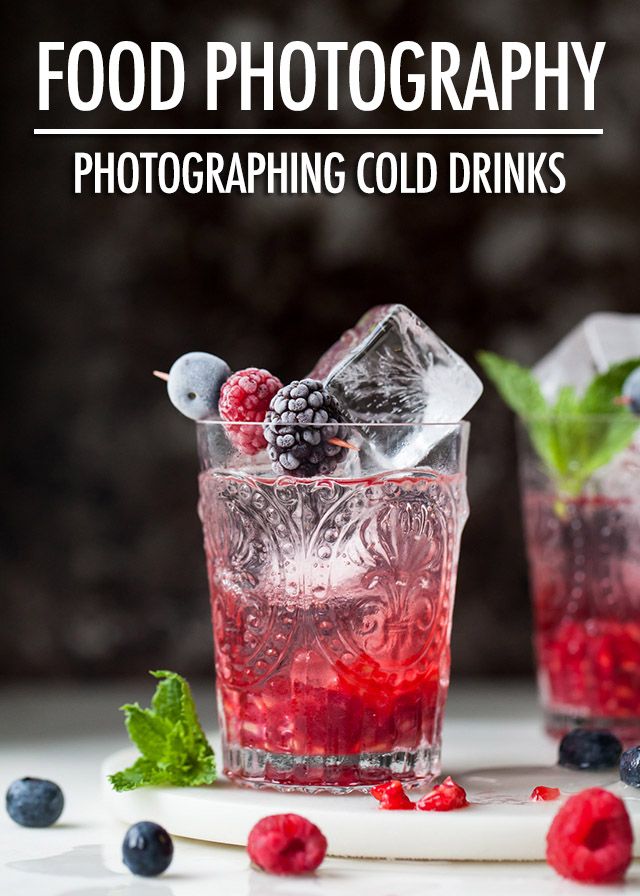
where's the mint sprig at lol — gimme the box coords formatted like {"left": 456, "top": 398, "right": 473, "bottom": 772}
{"left": 477, "top": 352, "right": 640, "bottom": 497}
{"left": 109, "top": 670, "right": 216, "bottom": 792}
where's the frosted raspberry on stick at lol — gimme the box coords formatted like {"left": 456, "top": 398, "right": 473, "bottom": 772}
{"left": 219, "top": 367, "right": 283, "bottom": 455}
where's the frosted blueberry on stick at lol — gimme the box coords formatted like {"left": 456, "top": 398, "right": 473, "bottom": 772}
{"left": 154, "top": 351, "right": 231, "bottom": 420}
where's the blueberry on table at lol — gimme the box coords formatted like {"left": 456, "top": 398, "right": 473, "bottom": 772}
{"left": 167, "top": 352, "right": 231, "bottom": 421}
{"left": 620, "top": 746, "right": 640, "bottom": 788}
{"left": 122, "top": 821, "right": 174, "bottom": 877}
{"left": 622, "top": 367, "right": 640, "bottom": 415}
{"left": 558, "top": 729, "right": 622, "bottom": 770}
{"left": 5, "top": 777, "right": 64, "bottom": 827}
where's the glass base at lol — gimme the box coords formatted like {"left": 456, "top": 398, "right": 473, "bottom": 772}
{"left": 544, "top": 708, "right": 640, "bottom": 746}
{"left": 223, "top": 744, "right": 440, "bottom": 793}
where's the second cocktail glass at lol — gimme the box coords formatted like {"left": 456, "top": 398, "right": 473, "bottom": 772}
{"left": 519, "top": 417, "right": 640, "bottom": 743}
{"left": 198, "top": 421, "right": 470, "bottom": 791}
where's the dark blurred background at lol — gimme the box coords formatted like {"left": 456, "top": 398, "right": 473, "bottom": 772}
{"left": 2, "top": 0, "right": 639, "bottom": 680}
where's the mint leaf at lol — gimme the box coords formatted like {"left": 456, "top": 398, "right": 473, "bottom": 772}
{"left": 476, "top": 351, "right": 556, "bottom": 473}
{"left": 108, "top": 758, "right": 166, "bottom": 792}
{"left": 476, "top": 352, "right": 549, "bottom": 420}
{"left": 150, "top": 669, "right": 184, "bottom": 724}
{"left": 580, "top": 359, "right": 640, "bottom": 415}
{"left": 120, "top": 704, "right": 172, "bottom": 761}
{"left": 478, "top": 351, "right": 640, "bottom": 497}
{"left": 109, "top": 670, "right": 216, "bottom": 792}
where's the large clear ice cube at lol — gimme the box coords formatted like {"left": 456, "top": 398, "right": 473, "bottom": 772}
{"left": 319, "top": 305, "right": 483, "bottom": 469}
{"left": 309, "top": 305, "right": 392, "bottom": 381}
{"left": 324, "top": 304, "right": 483, "bottom": 425}
{"left": 534, "top": 312, "right": 640, "bottom": 402}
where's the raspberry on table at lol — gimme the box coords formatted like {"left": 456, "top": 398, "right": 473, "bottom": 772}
{"left": 370, "top": 780, "right": 415, "bottom": 810}
{"left": 416, "top": 776, "right": 469, "bottom": 811}
{"left": 247, "top": 813, "right": 327, "bottom": 875}
{"left": 530, "top": 785, "right": 560, "bottom": 802}
{"left": 264, "top": 379, "right": 350, "bottom": 477}
{"left": 546, "top": 787, "right": 633, "bottom": 884}
{"left": 558, "top": 729, "right": 622, "bottom": 771}
{"left": 219, "top": 368, "right": 283, "bottom": 455}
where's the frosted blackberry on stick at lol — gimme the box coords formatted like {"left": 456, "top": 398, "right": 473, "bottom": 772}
{"left": 264, "top": 379, "right": 349, "bottom": 476}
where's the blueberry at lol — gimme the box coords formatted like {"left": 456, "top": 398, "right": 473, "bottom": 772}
{"left": 167, "top": 352, "right": 230, "bottom": 421}
{"left": 558, "top": 728, "right": 622, "bottom": 770}
{"left": 622, "top": 366, "right": 640, "bottom": 415}
{"left": 122, "top": 821, "right": 174, "bottom": 877}
{"left": 620, "top": 746, "right": 640, "bottom": 788}
{"left": 6, "top": 777, "right": 64, "bottom": 827}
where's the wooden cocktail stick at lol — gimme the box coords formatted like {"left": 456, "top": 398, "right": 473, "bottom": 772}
{"left": 328, "top": 437, "right": 359, "bottom": 451}
{"left": 153, "top": 370, "right": 358, "bottom": 449}
{"left": 614, "top": 395, "right": 631, "bottom": 406}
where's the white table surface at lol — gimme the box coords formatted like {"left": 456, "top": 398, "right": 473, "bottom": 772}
{"left": 1, "top": 679, "right": 638, "bottom": 895}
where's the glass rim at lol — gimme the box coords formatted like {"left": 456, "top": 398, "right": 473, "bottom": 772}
{"left": 196, "top": 419, "right": 471, "bottom": 430}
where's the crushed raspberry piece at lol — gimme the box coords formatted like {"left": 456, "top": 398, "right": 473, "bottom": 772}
{"left": 416, "top": 776, "right": 469, "bottom": 811}
{"left": 531, "top": 786, "right": 561, "bottom": 802}
{"left": 247, "top": 813, "right": 327, "bottom": 875}
{"left": 546, "top": 788, "right": 633, "bottom": 884}
{"left": 219, "top": 368, "right": 283, "bottom": 455}
{"left": 370, "top": 780, "right": 415, "bottom": 810}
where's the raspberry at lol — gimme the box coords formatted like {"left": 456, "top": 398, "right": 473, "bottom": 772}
{"left": 219, "top": 368, "right": 283, "bottom": 455}
{"left": 546, "top": 788, "right": 633, "bottom": 884}
{"left": 370, "top": 780, "right": 415, "bottom": 810}
{"left": 531, "top": 786, "right": 560, "bottom": 802}
{"left": 416, "top": 776, "right": 468, "bottom": 812}
{"left": 264, "top": 379, "right": 349, "bottom": 477}
{"left": 247, "top": 813, "right": 327, "bottom": 875}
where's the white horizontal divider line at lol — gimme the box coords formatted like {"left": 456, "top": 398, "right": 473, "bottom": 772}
{"left": 33, "top": 127, "right": 604, "bottom": 136}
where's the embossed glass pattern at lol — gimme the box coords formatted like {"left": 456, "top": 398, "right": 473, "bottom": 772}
{"left": 519, "top": 419, "right": 640, "bottom": 743}
{"left": 197, "top": 422, "right": 470, "bottom": 791}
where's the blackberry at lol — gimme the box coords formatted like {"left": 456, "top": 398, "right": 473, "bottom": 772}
{"left": 264, "top": 379, "right": 349, "bottom": 477}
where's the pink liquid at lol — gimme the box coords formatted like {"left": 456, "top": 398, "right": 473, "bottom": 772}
{"left": 523, "top": 491, "right": 640, "bottom": 741}
{"left": 199, "top": 469, "right": 465, "bottom": 789}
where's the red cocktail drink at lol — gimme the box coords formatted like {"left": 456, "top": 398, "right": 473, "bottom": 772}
{"left": 198, "top": 422, "right": 469, "bottom": 791}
